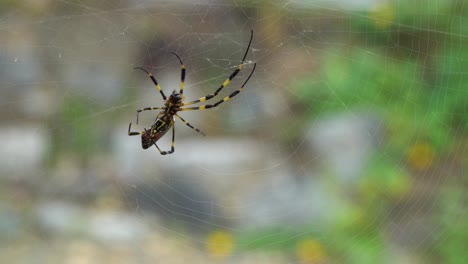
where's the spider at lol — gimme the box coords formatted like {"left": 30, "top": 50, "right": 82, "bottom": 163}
{"left": 128, "top": 30, "right": 256, "bottom": 155}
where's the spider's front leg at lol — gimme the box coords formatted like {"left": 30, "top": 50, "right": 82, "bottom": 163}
{"left": 183, "top": 30, "right": 254, "bottom": 106}
{"left": 169, "top": 52, "right": 186, "bottom": 95}
{"left": 134, "top": 67, "right": 167, "bottom": 100}
{"left": 180, "top": 63, "right": 256, "bottom": 111}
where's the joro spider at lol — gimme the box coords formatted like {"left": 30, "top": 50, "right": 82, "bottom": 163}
{"left": 128, "top": 30, "right": 256, "bottom": 155}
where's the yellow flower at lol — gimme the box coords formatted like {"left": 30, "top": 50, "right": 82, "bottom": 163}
{"left": 206, "top": 230, "right": 234, "bottom": 258}
{"left": 406, "top": 142, "right": 435, "bottom": 170}
{"left": 296, "top": 238, "right": 326, "bottom": 263}
{"left": 369, "top": 1, "right": 395, "bottom": 29}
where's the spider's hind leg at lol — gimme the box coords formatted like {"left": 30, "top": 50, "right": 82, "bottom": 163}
{"left": 154, "top": 123, "right": 175, "bottom": 155}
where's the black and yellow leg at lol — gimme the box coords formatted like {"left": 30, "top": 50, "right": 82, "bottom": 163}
{"left": 183, "top": 30, "right": 254, "bottom": 106}
{"left": 154, "top": 123, "right": 175, "bottom": 155}
{"left": 136, "top": 106, "right": 165, "bottom": 124}
{"left": 128, "top": 122, "right": 143, "bottom": 136}
{"left": 175, "top": 114, "right": 206, "bottom": 136}
{"left": 180, "top": 63, "right": 256, "bottom": 111}
{"left": 183, "top": 65, "right": 241, "bottom": 106}
{"left": 134, "top": 67, "right": 167, "bottom": 100}
{"left": 169, "top": 52, "right": 186, "bottom": 95}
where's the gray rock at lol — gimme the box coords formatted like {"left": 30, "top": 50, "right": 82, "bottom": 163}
{"left": 0, "top": 124, "right": 48, "bottom": 176}
{"left": 306, "top": 112, "right": 383, "bottom": 183}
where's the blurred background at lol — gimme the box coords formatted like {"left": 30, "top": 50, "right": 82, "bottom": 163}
{"left": 0, "top": 0, "right": 466, "bottom": 263}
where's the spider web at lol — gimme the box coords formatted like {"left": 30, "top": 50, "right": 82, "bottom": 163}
{"left": 0, "top": 0, "right": 466, "bottom": 263}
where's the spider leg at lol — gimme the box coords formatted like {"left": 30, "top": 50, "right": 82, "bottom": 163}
{"left": 134, "top": 67, "right": 167, "bottom": 100}
{"left": 175, "top": 114, "right": 206, "bottom": 136}
{"left": 128, "top": 122, "right": 143, "bottom": 136}
{"left": 183, "top": 30, "right": 254, "bottom": 106}
{"left": 168, "top": 52, "right": 186, "bottom": 95}
{"left": 154, "top": 121, "right": 175, "bottom": 155}
{"left": 180, "top": 63, "right": 256, "bottom": 111}
{"left": 136, "top": 106, "right": 165, "bottom": 124}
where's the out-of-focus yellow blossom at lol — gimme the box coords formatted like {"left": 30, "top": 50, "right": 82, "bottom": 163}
{"left": 295, "top": 238, "right": 326, "bottom": 264}
{"left": 206, "top": 230, "right": 234, "bottom": 259}
{"left": 406, "top": 142, "right": 435, "bottom": 170}
{"left": 369, "top": 1, "right": 395, "bottom": 29}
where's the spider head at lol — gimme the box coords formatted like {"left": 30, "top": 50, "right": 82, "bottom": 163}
{"left": 141, "top": 130, "right": 154, "bottom": 149}
{"left": 169, "top": 91, "right": 183, "bottom": 104}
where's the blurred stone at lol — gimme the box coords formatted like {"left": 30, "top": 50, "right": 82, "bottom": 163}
{"left": 35, "top": 201, "right": 84, "bottom": 235}
{"left": 238, "top": 171, "right": 349, "bottom": 229}
{"left": 35, "top": 201, "right": 148, "bottom": 242}
{"left": 0, "top": 202, "right": 20, "bottom": 240}
{"left": 306, "top": 112, "right": 383, "bottom": 183}
{"left": 128, "top": 176, "right": 221, "bottom": 231}
{"left": 0, "top": 34, "right": 41, "bottom": 94}
{"left": 112, "top": 127, "right": 265, "bottom": 181}
{"left": 20, "top": 88, "right": 58, "bottom": 118}
{"left": 0, "top": 124, "right": 48, "bottom": 176}
{"left": 236, "top": 112, "right": 383, "bottom": 229}
{"left": 63, "top": 65, "right": 124, "bottom": 104}
{"left": 89, "top": 211, "right": 147, "bottom": 243}
{"left": 47, "top": 154, "right": 113, "bottom": 201}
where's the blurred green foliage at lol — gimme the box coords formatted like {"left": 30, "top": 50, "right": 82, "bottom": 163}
{"left": 56, "top": 96, "right": 99, "bottom": 158}
{"left": 238, "top": 228, "right": 302, "bottom": 251}
{"left": 436, "top": 44, "right": 468, "bottom": 132}
{"left": 295, "top": 46, "right": 458, "bottom": 152}
{"left": 436, "top": 186, "right": 468, "bottom": 264}
{"left": 359, "top": 156, "right": 412, "bottom": 203}
{"left": 0, "top": 0, "right": 17, "bottom": 14}
{"left": 238, "top": 221, "right": 386, "bottom": 264}
{"left": 243, "top": 1, "right": 467, "bottom": 263}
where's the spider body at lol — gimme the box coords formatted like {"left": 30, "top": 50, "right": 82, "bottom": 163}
{"left": 128, "top": 31, "right": 256, "bottom": 155}
{"left": 140, "top": 120, "right": 172, "bottom": 149}
{"left": 137, "top": 91, "right": 183, "bottom": 149}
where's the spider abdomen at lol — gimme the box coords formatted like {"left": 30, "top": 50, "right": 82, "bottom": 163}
{"left": 141, "top": 118, "right": 173, "bottom": 149}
